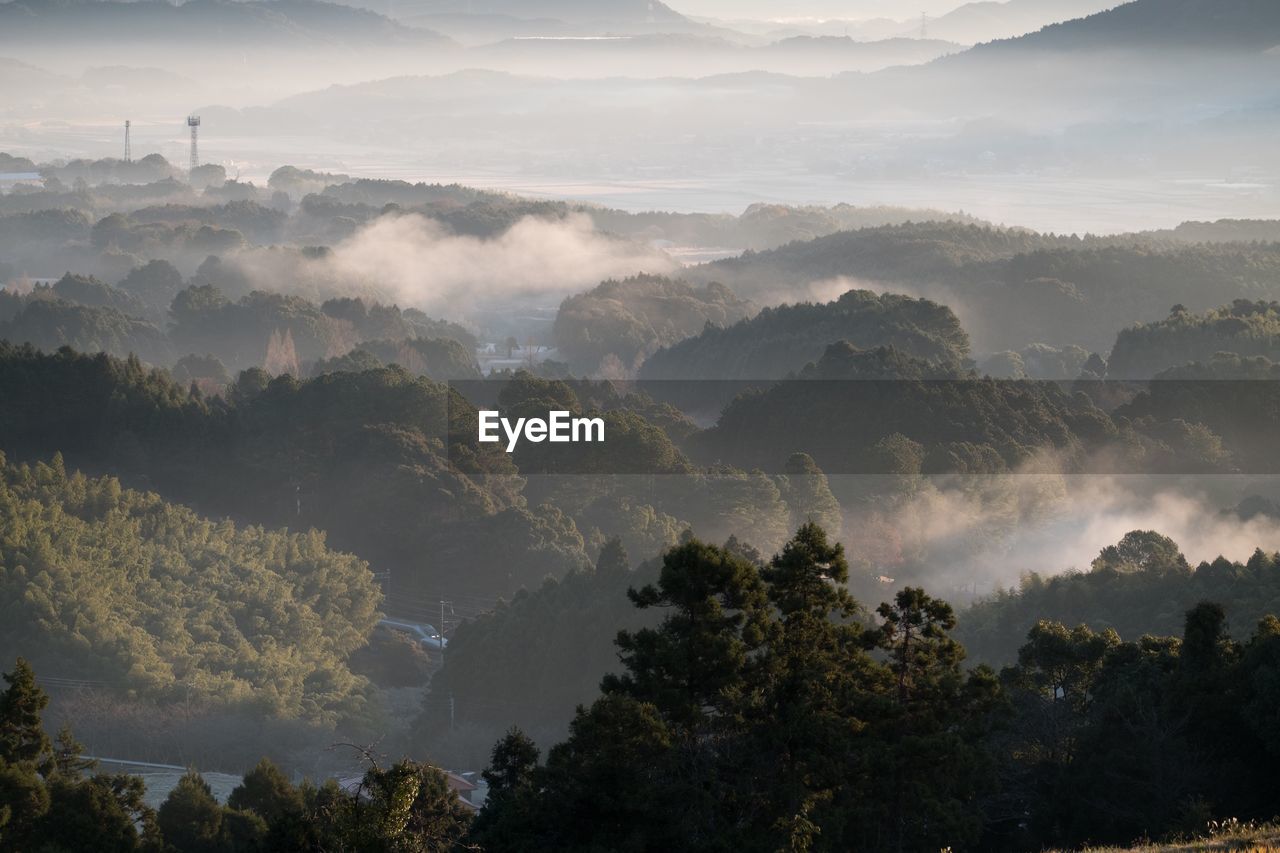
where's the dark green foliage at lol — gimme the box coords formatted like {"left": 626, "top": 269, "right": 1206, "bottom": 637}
{"left": 553, "top": 274, "right": 754, "bottom": 374}
{"left": 40, "top": 772, "right": 160, "bottom": 853}
{"left": 776, "top": 452, "right": 843, "bottom": 537}
{"left": 171, "top": 352, "right": 231, "bottom": 387}
{"left": 697, "top": 222, "right": 1280, "bottom": 354}
{"left": 311, "top": 336, "right": 482, "bottom": 381}
{"left": 0, "top": 455, "right": 380, "bottom": 720}
{"left": 594, "top": 536, "right": 630, "bottom": 578}
{"left": 958, "top": 532, "right": 1280, "bottom": 666}
{"left": 118, "top": 259, "right": 186, "bottom": 309}
{"left": 0, "top": 659, "right": 50, "bottom": 768}
{"left": 418, "top": 554, "right": 660, "bottom": 757}
{"left": 157, "top": 770, "right": 265, "bottom": 853}
{"left": 639, "top": 288, "right": 969, "bottom": 386}
{"left": 474, "top": 525, "right": 997, "bottom": 852}
{"left": 1116, "top": 354, "right": 1280, "bottom": 471}
{"left": 687, "top": 343, "right": 1114, "bottom": 476}
{"left": 0, "top": 658, "right": 160, "bottom": 852}
{"left": 1091, "top": 529, "right": 1190, "bottom": 575}
{"left": 323, "top": 760, "right": 473, "bottom": 852}
{"left": 349, "top": 629, "right": 434, "bottom": 689}
{"left": 309, "top": 347, "right": 385, "bottom": 376}
{"left": 701, "top": 221, "right": 1058, "bottom": 296}
{"left": 465, "top": 523, "right": 1280, "bottom": 851}
{"left": 995, "top": 600, "right": 1280, "bottom": 850}
{"left": 980, "top": 342, "right": 1094, "bottom": 379}
{"left": 0, "top": 345, "right": 572, "bottom": 598}
{"left": 51, "top": 272, "right": 147, "bottom": 315}
{"left": 1109, "top": 300, "right": 1280, "bottom": 377}
{"left": 162, "top": 284, "right": 477, "bottom": 374}
{"left": 0, "top": 298, "right": 170, "bottom": 363}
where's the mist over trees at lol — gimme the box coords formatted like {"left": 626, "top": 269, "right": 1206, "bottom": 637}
{"left": 3, "top": 0, "right": 1280, "bottom": 847}
{"left": 553, "top": 274, "right": 753, "bottom": 374}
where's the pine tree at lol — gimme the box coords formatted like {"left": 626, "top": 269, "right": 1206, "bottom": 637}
{"left": 227, "top": 757, "right": 302, "bottom": 826}
{"left": 604, "top": 536, "right": 771, "bottom": 731}
{"left": 593, "top": 536, "right": 630, "bottom": 577}
{"left": 0, "top": 658, "right": 52, "bottom": 767}
{"left": 157, "top": 771, "right": 225, "bottom": 853}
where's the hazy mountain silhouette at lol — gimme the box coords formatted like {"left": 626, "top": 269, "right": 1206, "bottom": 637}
{"left": 407, "top": 0, "right": 687, "bottom": 24}
{"left": 0, "top": 0, "right": 452, "bottom": 46}
{"left": 913, "top": 0, "right": 1120, "bottom": 43}
{"left": 973, "top": 0, "right": 1280, "bottom": 52}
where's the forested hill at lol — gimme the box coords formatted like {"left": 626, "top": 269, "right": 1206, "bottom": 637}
{"left": 0, "top": 0, "right": 452, "bottom": 47}
{"left": 683, "top": 343, "right": 1114, "bottom": 476}
{"left": 972, "top": 0, "right": 1280, "bottom": 53}
{"left": 554, "top": 275, "right": 754, "bottom": 375}
{"left": 696, "top": 222, "right": 1061, "bottom": 297}
{"left": 638, "top": 289, "right": 969, "bottom": 383}
{"left": 0, "top": 453, "right": 380, "bottom": 721}
{"left": 692, "top": 224, "right": 1280, "bottom": 356}
{"left": 0, "top": 343, "right": 568, "bottom": 597}
{"left": 957, "top": 530, "right": 1280, "bottom": 665}
{"left": 917, "top": 0, "right": 1116, "bottom": 44}
{"left": 1107, "top": 300, "right": 1280, "bottom": 378}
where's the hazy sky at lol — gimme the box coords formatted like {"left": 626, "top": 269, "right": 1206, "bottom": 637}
{"left": 671, "top": 0, "right": 970, "bottom": 20}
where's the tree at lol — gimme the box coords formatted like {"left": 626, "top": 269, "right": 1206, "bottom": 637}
{"left": 227, "top": 758, "right": 303, "bottom": 827}
{"left": 593, "top": 536, "right": 630, "bottom": 577}
{"left": 604, "top": 536, "right": 771, "bottom": 731}
{"left": 51, "top": 724, "right": 95, "bottom": 779}
{"left": 777, "top": 453, "right": 843, "bottom": 538}
{"left": 482, "top": 728, "right": 539, "bottom": 798}
{"left": 866, "top": 587, "right": 961, "bottom": 705}
{"left": 1007, "top": 621, "right": 1118, "bottom": 764}
{"left": 0, "top": 761, "right": 49, "bottom": 848}
{"left": 328, "top": 760, "right": 472, "bottom": 852}
{"left": 119, "top": 259, "right": 185, "bottom": 308}
{"left": 36, "top": 774, "right": 160, "bottom": 853}
{"left": 1091, "top": 530, "right": 1190, "bottom": 575}
{"left": 468, "top": 728, "right": 543, "bottom": 850}
{"left": 472, "top": 526, "right": 1002, "bottom": 853}
{"left": 0, "top": 659, "right": 52, "bottom": 768}
{"left": 747, "top": 523, "right": 870, "bottom": 851}
{"left": 855, "top": 588, "right": 996, "bottom": 853}
{"left": 157, "top": 770, "right": 250, "bottom": 853}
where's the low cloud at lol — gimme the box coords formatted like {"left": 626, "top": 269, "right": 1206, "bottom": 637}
{"left": 315, "top": 212, "right": 677, "bottom": 319}
{"left": 842, "top": 465, "right": 1280, "bottom": 596}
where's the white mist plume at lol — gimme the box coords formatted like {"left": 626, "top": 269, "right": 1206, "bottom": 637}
{"left": 318, "top": 212, "right": 678, "bottom": 319}
{"left": 218, "top": 212, "right": 677, "bottom": 321}
{"left": 844, "top": 466, "right": 1280, "bottom": 596}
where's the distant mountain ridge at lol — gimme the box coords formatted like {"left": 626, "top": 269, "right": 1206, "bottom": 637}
{"left": 405, "top": 0, "right": 687, "bottom": 24}
{"left": 915, "top": 0, "right": 1119, "bottom": 43}
{"left": 0, "top": 0, "right": 452, "bottom": 46}
{"left": 974, "top": 0, "right": 1280, "bottom": 52}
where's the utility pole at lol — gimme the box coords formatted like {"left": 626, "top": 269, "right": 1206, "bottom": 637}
{"left": 441, "top": 599, "right": 454, "bottom": 730}
{"left": 439, "top": 599, "right": 448, "bottom": 661}
{"left": 124, "top": 120, "right": 131, "bottom": 163}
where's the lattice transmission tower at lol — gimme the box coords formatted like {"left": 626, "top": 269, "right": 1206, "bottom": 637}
{"left": 187, "top": 115, "right": 201, "bottom": 172}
